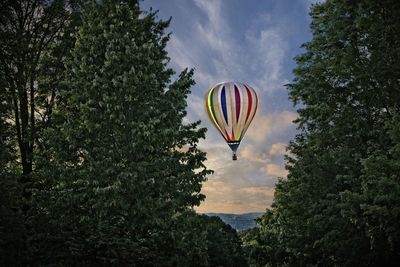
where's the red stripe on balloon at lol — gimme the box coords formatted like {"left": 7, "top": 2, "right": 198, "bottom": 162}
{"left": 234, "top": 85, "right": 240, "bottom": 123}
{"left": 254, "top": 89, "right": 258, "bottom": 115}
{"left": 245, "top": 86, "right": 252, "bottom": 123}
{"left": 224, "top": 129, "right": 231, "bottom": 141}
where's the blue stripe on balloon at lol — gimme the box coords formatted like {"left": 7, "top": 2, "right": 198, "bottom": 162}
{"left": 221, "top": 86, "right": 228, "bottom": 124}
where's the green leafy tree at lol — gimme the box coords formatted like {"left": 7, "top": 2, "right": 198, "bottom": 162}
{"left": 156, "top": 212, "right": 248, "bottom": 266}
{"left": 0, "top": 69, "right": 24, "bottom": 266}
{"left": 31, "top": 0, "right": 211, "bottom": 265}
{"left": 341, "top": 115, "right": 400, "bottom": 264}
{"left": 253, "top": 0, "right": 400, "bottom": 266}
{"left": 240, "top": 215, "right": 286, "bottom": 267}
{"left": 200, "top": 215, "right": 247, "bottom": 267}
{"left": 0, "top": 1, "right": 80, "bottom": 263}
{"left": 0, "top": 0, "right": 77, "bottom": 182}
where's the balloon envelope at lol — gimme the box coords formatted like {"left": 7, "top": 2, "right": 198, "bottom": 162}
{"left": 205, "top": 82, "right": 258, "bottom": 159}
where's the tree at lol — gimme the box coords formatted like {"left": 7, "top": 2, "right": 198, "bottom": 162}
{"left": 253, "top": 0, "right": 400, "bottom": 266}
{"left": 200, "top": 215, "right": 247, "bottom": 267}
{"left": 0, "top": 0, "right": 77, "bottom": 177}
{"left": 341, "top": 115, "right": 400, "bottom": 264}
{"left": 0, "top": 1, "right": 81, "bottom": 263}
{"left": 0, "top": 66, "right": 24, "bottom": 266}
{"left": 31, "top": 0, "right": 211, "bottom": 265}
{"left": 155, "top": 212, "right": 248, "bottom": 267}
{"left": 240, "top": 214, "right": 287, "bottom": 267}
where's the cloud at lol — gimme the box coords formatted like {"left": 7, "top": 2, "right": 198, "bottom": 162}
{"left": 246, "top": 110, "right": 297, "bottom": 144}
{"left": 196, "top": 139, "right": 289, "bottom": 213}
{"left": 239, "top": 142, "right": 287, "bottom": 164}
{"left": 196, "top": 183, "right": 274, "bottom": 214}
{"left": 193, "top": 0, "right": 226, "bottom": 34}
{"left": 239, "top": 186, "right": 275, "bottom": 197}
{"left": 260, "top": 163, "right": 288, "bottom": 178}
{"left": 197, "top": 113, "right": 293, "bottom": 213}
{"left": 168, "top": 37, "right": 196, "bottom": 70}
{"left": 269, "top": 143, "right": 287, "bottom": 157}
{"left": 246, "top": 28, "right": 290, "bottom": 92}
{"left": 186, "top": 94, "right": 206, "bottom": 120}
{"left": 240, "top": 146, "right": 270, "bottom": 164}
{"left": 170, "top": 0, "right": 291, "bottom": 95}
{"left": 201, "top": 180, "right": 233, "bottom": 195}
{"left": 196, "top": 200, "right": 270, "bottom": 214}
{"left": 192, "top": 0, "right": 244, "bottom": 86}
{"left": 193, "top": 0, "right": 234, "bottom": 62}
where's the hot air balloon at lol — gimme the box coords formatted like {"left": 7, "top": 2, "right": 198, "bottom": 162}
{"left": 205, "top": 82, "right": 258, "bottom": 160}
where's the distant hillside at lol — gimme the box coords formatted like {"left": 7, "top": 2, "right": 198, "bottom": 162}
{"left": 205, "top": 212, "right": 263, "bottom": 231}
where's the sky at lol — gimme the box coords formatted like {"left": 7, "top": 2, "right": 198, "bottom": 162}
{"left": 140, "top": 0, "right": 320, "bottom": 214}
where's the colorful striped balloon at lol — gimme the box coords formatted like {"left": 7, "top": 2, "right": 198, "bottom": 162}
{"left": 205, "top": 82, "right": 258, "bottom": 160}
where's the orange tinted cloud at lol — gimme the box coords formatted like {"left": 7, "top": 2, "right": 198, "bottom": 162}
{"left": 260, "top": 163, "right": 288, "bottom": 178}
{"left": 269, "top": 143, "right": 287, "bottom": 156}
{"left": 246, "top": 111, "right": 296, "bottom": 144}
{"left": 196, "top": 184, "right": 274, "bottom": 214}
{"left": 240, "top": 146, "right": 270, "bottom": 163}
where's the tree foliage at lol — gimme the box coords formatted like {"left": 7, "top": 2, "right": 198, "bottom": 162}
{"left": 0, "top": 60, "right": 24, "bottom": 266}
{"left": 253, "top": 0, "right": 400, "bottom": 266}
{"left": 0, "top": 0, "right": 80, "bottom": 264}
{"left": 0, "top": 0, "right": 77, "bottom": 174}
{"left": 201, "top": 215, "right": 247, "bottom": 267}
{"left": 29, "top": 0, "right": 212, "bottom": 265}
